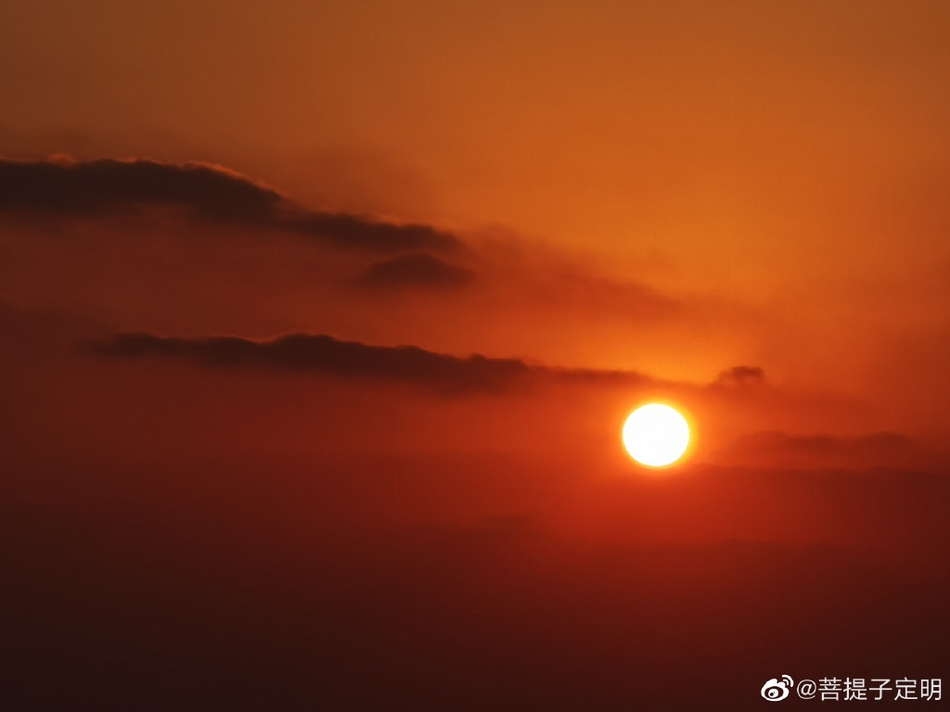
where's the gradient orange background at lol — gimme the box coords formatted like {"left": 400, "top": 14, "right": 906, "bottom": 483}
{"left": 1, "top": 2, "right": 948, "bottom": 709}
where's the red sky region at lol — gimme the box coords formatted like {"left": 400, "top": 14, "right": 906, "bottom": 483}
{"left": 1, "top": 2, "right": 950, "bottom": 710}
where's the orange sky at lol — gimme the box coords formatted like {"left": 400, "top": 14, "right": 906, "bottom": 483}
{"left": 3, "top": 4, "right": 950, "bottom": 708}
{"left": 3, "top": 1, "right": 950, "bottom": 435}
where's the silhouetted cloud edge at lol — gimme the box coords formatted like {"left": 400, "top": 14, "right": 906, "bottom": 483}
{"left": 0, "top": 157, "right": 461, "bottom": 253}
{"left": 90, "top": 331, "right": 647, "bottom": 395}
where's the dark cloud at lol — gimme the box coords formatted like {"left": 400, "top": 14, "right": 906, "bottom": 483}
{"left": 714, "top": 365, "right": 765, "bottom": 387}
{"left": 92, "top": 331, "right": 534, "bottom": 394}
{"left": 0, "top": 157, "right": 460, "bottom": 253}
{"left": 90, "top": 331, "right": 646, "bottom": 394}
{"left": 359, "top": 252, "right": 475, "bottom": 290}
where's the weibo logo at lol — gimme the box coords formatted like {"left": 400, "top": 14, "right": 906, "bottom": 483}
{"left": 761, "top": 675, "right": 793, "bottom": 701}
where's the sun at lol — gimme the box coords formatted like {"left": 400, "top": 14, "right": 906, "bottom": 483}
{"left": 622, "top": 403, "right": 690, "bottom": 467}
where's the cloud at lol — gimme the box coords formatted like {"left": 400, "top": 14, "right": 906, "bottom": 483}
{"left": 713, "top": 365, "right": 765, "bottom": 387}
{"left": 90, "top": 331, "right": 646, "bottom": 394}
{"left": 359, "top": 252, "right": 475, "bottom": 290}
{"left": 0, "top": 157, "right": 460, "bottom": 253}
{"left": 92, "top": 331, "right": 534, "bottom": 394}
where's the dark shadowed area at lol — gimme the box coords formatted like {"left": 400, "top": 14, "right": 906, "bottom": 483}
{"left": 0, "top": 300, "right": 947, "bottom": 711}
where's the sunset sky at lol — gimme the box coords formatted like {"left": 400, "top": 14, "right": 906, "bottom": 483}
{"left": 1, "top": 2, "right": 949, "bottom": 710}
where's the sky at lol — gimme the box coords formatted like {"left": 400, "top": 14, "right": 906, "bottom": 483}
{"left": 1, "top": 1, "right": 949, "bottom": 710}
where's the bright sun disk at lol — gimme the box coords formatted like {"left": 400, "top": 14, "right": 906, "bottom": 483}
{"left": 622, "top": 403, "right": 690, "bottom": 467}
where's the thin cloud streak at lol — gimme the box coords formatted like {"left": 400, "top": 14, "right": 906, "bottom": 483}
{"left": 90, "top": 331, "right": 647, "bottom": 395}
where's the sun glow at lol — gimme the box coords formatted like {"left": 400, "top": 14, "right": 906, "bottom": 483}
{"left": 622, "top": 403, "right": 690, "bottom": 467}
